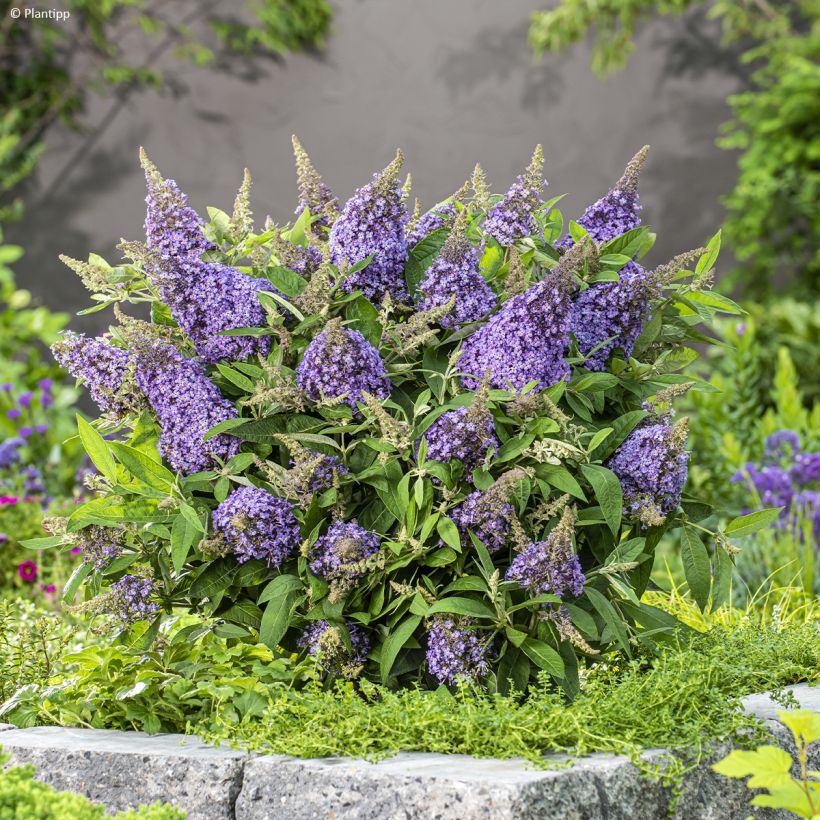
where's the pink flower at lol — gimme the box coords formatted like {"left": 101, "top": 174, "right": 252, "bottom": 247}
{"left": 41, "top": 584, "right": 57, "bottom": 596}
{"left": 18, "top": 561, "right": 38, "bottom": 582}
{"left": 70, "top": 547, "right": 82, "bottom": 555}
{"left": 0, "top": 495, "right": 19, "bottom": 506}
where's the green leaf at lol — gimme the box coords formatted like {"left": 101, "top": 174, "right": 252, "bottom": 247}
{"left": 586, "top": 428, "right": 613, "bottom": 453}
{"left": 258, "top": 574, "right": 304, "bottom": 605}
{"left": 681, "top": 527, "right": 711, "bottom": 612}
{"left": 170, "top": 514, "right": 197, "bottom": 574}
{"left": 264, "top": 265, "right": 308, "bottom": 297}
{"left": 711, "top": 745, "right": 792, "bottom": 786}
{"left": 521, "top": 637, "right": 565, "bottom": 677}
{"left": 695, "top": 230, "right": 720, "bottom": 277}
{"left": 436, "top": 517, "right": 461, "bottom": 551}
{"left": 19, "top": 535, "right": 66, "bottom": 551}
{"left": 346, "top": 296, "right": 382, "bottom": 347}
{"left": 215, "top": 364, "right": 256, "bottom": 393}
{"left": 723, "top": 507, "right": 783, "bottom": 538}
{"left": 380, "top": 614, "right": 422, "bottom": 683}
{"left": 62, "top": 562, "right": 92, "bottom": 603}
{"left": 223, "top": 600, "right": 263, "bottom": 630}
{"left": 585, "top": 587, "right": 630, "bottom": 654}
{"left": 76, "top": 415, "right": 116, "bottom": 481}
{"left": 591, "top": 410, "right": 647, "bottom": 460}
{"left": 259, "top": 590, "right": 299, "bottom": 650}
{"left": 580, "top": 464, "right": 622, "bottom": 536}
{"left": 405, "top": 228, "right": 448, "bottom": 296}
{"left": 110, "top": 442, "right": 176, "bottom": 491}
{"left": 189, "top": 558, "right": 238, "bottom": 600}
{"left": 426, "top": 597, "right": 495, "bottom": 620}
{"left": 535, "top": 464, "right": 586, "bottom": 501}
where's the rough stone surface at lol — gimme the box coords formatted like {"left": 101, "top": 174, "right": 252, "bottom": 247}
{"left": 0, "top": 724, "right": 14, "bottom": 733}
{"left": 0, "top": 684, "right": 816, "bottom": 820}
{"left": 0, "top": 727, "right": 247, "bottom": 819}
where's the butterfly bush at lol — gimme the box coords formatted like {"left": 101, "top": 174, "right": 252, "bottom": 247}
{"left": 44, "top": 141, "right": 740, "bottom": 692}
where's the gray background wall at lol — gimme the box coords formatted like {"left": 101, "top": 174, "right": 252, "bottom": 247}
{"left": 9, "top": 0, "right": 743, "bottom": 333}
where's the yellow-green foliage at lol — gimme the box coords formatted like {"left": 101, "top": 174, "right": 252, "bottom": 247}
{"left": 713, "top": 710, "right": 820, "bottom": 818}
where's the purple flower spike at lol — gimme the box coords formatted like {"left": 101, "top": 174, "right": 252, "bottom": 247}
{"left": 141, "top": 148, "right": 215, "bottom": 263}
{"left": 296, "top": 318, "right": 391, "bottom": 411}
{"left": 426, "top": 617, "right": 490, "bottom": 686}
{"left": 329, "top": 151, "right": 409, "bottom": 304}
{"left": 213, "top": 486, "right": 300, "bottom": 567}
{"left": 134, "top": 340, "right": 239, "bottom": 475}
{"left": 108, "top": 574, "right": 159, "bottom": 624}
{"left": 309, "top": 521, "right": 380, "bottom": 584}
{"left": 299, "top": 620, "right": 371, "bottom": 678}
{"left": 459, "top": 241, "right": 588, "bottom": 392}
{"left": 506, "top": 507, "right": 584, "bottom": 599}
{"left": 52, "top": 333, "right": 137, "bottom": 419}
{"left": 608, "top": 419, "right": 689, "bottom": 527}
{"left": 484, "top": 146, "right": 545, "bottom": 246}
{"left": 417, "top": 208, "right": 497, "bottom": 329}
{"left": 557, "top": 146, "right": 648, "bottom": 249}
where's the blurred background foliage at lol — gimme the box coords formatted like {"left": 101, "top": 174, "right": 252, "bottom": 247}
{"left": 0, "top": 0, "right": 332, "bottom": 220}
{"left": 529, "top": 0, "right": 820, "bottom": 301}
{"left": 0, "top": 0, "right": 331, "bottom": 598}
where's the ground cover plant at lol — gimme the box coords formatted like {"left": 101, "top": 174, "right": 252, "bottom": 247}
{"left": 37, "top": 137, "right": 779, "bottom": 694}
{"left": 1, "top": 602, "right": 816, "bottom": 798}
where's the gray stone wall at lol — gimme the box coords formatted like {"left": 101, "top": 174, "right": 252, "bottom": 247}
{"left": 8, "top": 0, "right": 743, "bottom": 333}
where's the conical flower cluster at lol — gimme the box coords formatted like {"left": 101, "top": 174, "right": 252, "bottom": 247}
{"left": 329, "top": 151, "right": 409, "bottom": 304}
{"left": 141, "top": 151, "right": 274, "bottom": 363}
{"left": 484, "top": 146, "right": 545, "bottom": 246}
{"left": 426, "top": 616, "right": 490, "bottom": 686}
{"left": 213, "top": 486, "right": 300, "bottom": 567}
{"left": 459, "top": 240, "right": 589, "bottom": 391}
{"left": 134, "top": 340, "right": 239, "bottom": 475}
{"left": 558, "top": 146, "right": 648, "bottom": 248}
{"left": 51, "top": 332, "right": 141, "bottom": 419}
{"left": 505, "top": 507, "right": 584, "bottom": 599}
{"left": 296, "top": 318, "right": 391, "bottom": 410}
{"left": 421, "top": 379, "right": 497, "bottom": 477}
{"left": 607, "top": 419, "right": 689, "bottom": 527}
{"left": 292, "top": 135, "right": 339, "bottom": 231}
{"left": 416, "top": 209, "right": 496, "bottom": 329}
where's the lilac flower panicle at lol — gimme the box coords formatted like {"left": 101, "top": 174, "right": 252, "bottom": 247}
{"left": 459, "top": 241, "right": 587, "bottom": 391}
{"left": 289, "top": 451, "right": 348, "bottom": 497}
{"left": 484, "top": 146, "right": 545, "bottom": 246}
{"left": 421, "top": 381, "right": 498, "bottom": 477}
{"left": 608, "top": 420, "right": 689, "bottom": 526}
{"left": 329, "top": 151, "right": 409, "bottom": 303}
{"left": 52, "top": 333, "right": 136, "bottom": 418}
{"left": 570, "top": 261, "right": 650, "bottom": 370}
{"left": 213, "top": 486, "right": 300, "bottom": 567}
{"left": 108, "top": 575, "right": 159, "bottom": 625}
{"left": 417, "top": 209, "right": 497, "bottom": 329}
{"left": 557, "top": 146, "right": 648, "bottom": 249}
{"left": 141, "top": 148, "right": 214, "bottom": 262}
{"left": 298, "top": 620, "right": 371, "bottom": 678}
{"left": 451, "top": 470, "right": 524, "bottom": 553}
{"left": 407, "top": 198, "right": 459, "bottom": 247}
{"left": 426, "top": 617, "right": 490, "bottom": 686}
{"left": 505, "top": 507, "right": 584, "bottom": 599}
{"left": 147, "top": 257, "right": 273, "bottom": 364}
{"left": 296, "top": 318, "right": 391, "bottom": 410}
{"left": 134, "top": 341, "right": 239, "bottom": 475}
{"left": 309, "top": 521, "right": 380, "bottom": 582}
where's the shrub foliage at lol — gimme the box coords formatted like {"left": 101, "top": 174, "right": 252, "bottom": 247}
{"left": 38, "top": 139, "right": 762, "bottom": 692}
